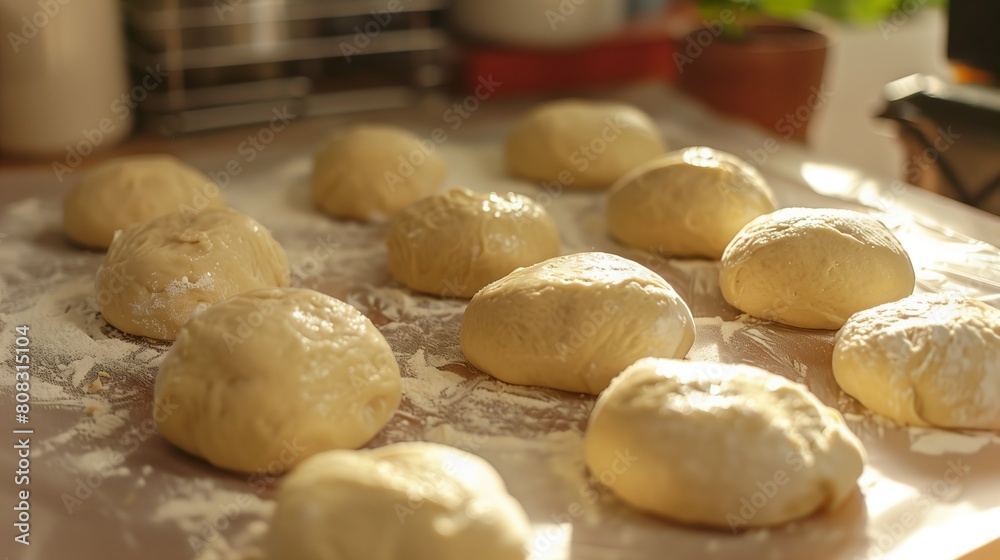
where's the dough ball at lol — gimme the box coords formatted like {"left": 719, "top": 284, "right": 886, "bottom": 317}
{"left": 155, "top": 288, "right": 401, "bottom": 473}
{"left": 386, "top": 188, "right": 560, "bottom": 298}
{"left": 267, "top": 442, "right": 530, "bottom": 560}
{"left": 607, "top": 146, "right": 777, "bottom": 259}
{"left": 720, "top": 208, "right": 915, "bottom": 329}
{"left": 461, "top": 252, "right": 694, "bottom": 394}
{"left": 505, "top": 99, "right": 666, "bottom": 190}
{"left": 585, "top": 358, "right": 865, "bottom": 529}
{"left": 96, "top": 207, "right": 290, "bottom": 340}
{"left": 833, "top": 293, "right": 1000, "bottom": 430}
{"left": 312, "top": 125, "right": 447, "bottom": 221}
{"left": 64, "top": 154, "right": 223, "bottom": 249}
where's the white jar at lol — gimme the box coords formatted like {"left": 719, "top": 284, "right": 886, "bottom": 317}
{"left": 0, "top": 0, "right": 133, "bottom": 159}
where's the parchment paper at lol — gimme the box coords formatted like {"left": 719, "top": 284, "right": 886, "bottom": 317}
{"left": 1, "top": 86, "right": 998, "bottom": 560}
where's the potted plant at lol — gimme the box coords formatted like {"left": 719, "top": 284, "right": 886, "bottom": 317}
{"left": 671, "top": 0, "right": 940, "bottom": 142}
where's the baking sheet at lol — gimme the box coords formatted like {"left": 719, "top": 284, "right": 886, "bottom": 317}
{"left": 1, "top": 88, "right": 999, "bottom": 560}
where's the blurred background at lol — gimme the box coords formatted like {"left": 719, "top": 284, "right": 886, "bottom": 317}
{"left": 1, "top": 0, "right": 997, "bottom": 214}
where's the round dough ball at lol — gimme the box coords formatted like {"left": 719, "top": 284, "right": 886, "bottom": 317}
{"left": 96, "top": 207, "right": 290, "bottom": 340}
{"left": 833, "top": 293, "right": 1000, "bottom": 430}
{"left": 312, "top": 125, "right": 447, "bottom": 221}
{"left": 461, "top": 252, "right": 694, "bottom": 394}
{"left": 386, "top": 188, "right": 560, "bottom": 298}
{"left": 154, "top": 288, "right": 402, "bottom": 473}
{"left": 64, "top": 154, "right": 224, "bottom": 249}
{"left": 267, "top": 442, "right": 530, "bottom": 560}
{"left": 720, "top": 208, "right": 915, "bottom": 329}
{"left": 505, "top": 99, "right": 666, "bottom": 190}
{"left": 607, "top": 146, "right": 777, "bottom": 259}
{"left": 585, "top": 358, "right": 865, "bottom": 529}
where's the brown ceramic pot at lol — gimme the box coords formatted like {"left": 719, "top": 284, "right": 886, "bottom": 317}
{"left": 675, "top": 24, "right": 828, "bottom": 143}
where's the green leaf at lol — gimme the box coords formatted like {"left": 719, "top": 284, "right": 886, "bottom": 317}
{"left": 695, "top": 0, "right": 945, "bottom": 28}
{"left": 758, "top": 0, "right": 812, "bottom": 19}
{"left": 843, "top": 0, "right": 900, "bottom": 22}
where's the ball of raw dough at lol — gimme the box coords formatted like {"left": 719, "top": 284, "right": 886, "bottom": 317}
{"left": 96, "top": 207, "right": 290, "bottom": 340}
{"left": 720, "top": 208, "right": 915, "bottom": 329}
{"left": 386, "top": 188, "right": 560, "bottom": 298}
{"left": 312, "top": 125, "right": 447, "bottom": 221}
{"left": 267, "top": 442, "right": 531, "bottom": 560}
{"left": 63, "top": 154, "right": 224, "bottom": 249}
{"left": 155, "top": 288, "right": 402, "bottom": 473}
{"left": 833, "top": 293, "right": 1000, "bottom": 430}
{"left": 505, "top": 99, "right": 666, "bottom": 190}
{"left": 585, "top": 358, "right": 865, "bottom": 530}
{"left": 461, "top": 252, "right": 694, "bottom": 394}
{"left": 607, "top": 146, "right": 777, "bottom": 259}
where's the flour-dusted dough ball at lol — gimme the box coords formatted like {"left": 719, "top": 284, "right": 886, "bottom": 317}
{"left": 833, "top": 293, "right": 1000, "bottom": 430}
{"left": 387, "top": 188, "right": 560, "bottom": 298}
{"left": 586, "top": 358, "right": 865, "bottom": 530}
{"left": 461, "top": 252, "right": 694, "bottom": 394}
{"left": 505, "top": 99, "right": 667, "bottom": 190}
{"left": 720, "top": 208, "right": 915, "bottom": 329}
{"left": 155, "top": 288, "right": 402, "bottom": 473}
{"left": 607, "top": 146, "right": 777, "bottom": 259}
{"left": 312, "top": 125, "right": 447, "bottom": 221}
{"left": 267, "top": 442, "right": 530, "bottom": 560}
{"left": 96, "top": 207, "right": 289, "bottom": 340}
{"left": 64, "top": 154, "right": 223, "bottom": 249}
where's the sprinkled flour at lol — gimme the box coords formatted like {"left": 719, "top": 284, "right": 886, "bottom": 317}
{"left": 2, "top": 134, "right": 999, "bottom": 559}
{"left": 908, "top": 428, "right": 1000, "bottom": 456}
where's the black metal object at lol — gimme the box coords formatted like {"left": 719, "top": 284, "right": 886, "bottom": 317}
{"left": 948, "top": 0, "right": 1000, "bottom": 83}
{"left": 878, "top": 74, "right": 1000, "bottom": 213}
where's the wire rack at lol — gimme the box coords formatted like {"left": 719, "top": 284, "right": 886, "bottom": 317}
{"left": 124, "top": 0, "right": 450, "bottom": 134}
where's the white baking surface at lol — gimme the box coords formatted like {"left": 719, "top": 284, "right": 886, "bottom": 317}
{"left": 1, "top": 85, "right": 998, "bottom": 560}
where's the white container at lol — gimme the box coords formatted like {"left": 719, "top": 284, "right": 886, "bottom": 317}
{"left": 451, "top": 0, "right": 629, "bottom": 49}
{"left": 0, "top": 0, "right": 133, "bottom": 159}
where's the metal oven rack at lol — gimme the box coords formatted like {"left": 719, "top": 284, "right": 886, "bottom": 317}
{"left": 124, "top": 0, "right": 450, "bottom": 134}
